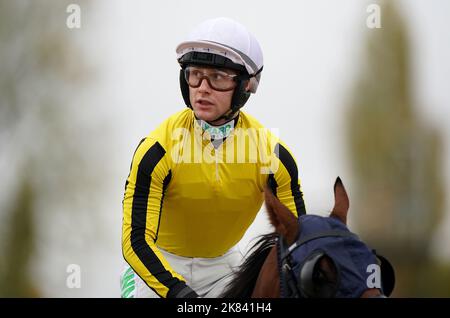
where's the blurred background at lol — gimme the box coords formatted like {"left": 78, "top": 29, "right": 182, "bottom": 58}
{"left": 0, "top": 0, "right": 449, "bottom": 297}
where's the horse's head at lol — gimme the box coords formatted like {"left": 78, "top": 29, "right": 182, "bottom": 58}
{"left": 252, "top": 177, "right": 395, "bottom": 298}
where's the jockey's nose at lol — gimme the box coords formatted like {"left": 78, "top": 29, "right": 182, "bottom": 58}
{"left": 198, "top": 78, "right": 212, "bottom": 93}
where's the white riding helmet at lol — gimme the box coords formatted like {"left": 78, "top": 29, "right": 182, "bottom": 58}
{"left": 176, "top": 17, "right": 264, "bottom": 118}
{"left": 176, "top": 17, "right": 264, "bottom": 93}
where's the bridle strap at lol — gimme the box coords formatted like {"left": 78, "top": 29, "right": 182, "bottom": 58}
{"left": 281, "top": 230, "right": 358, "bottom": 260}
{"left": 276, "top": 237, "right": 288, "bottom": 297}
{"left": 277, "top": 236, "right": 300, "bottom": 298}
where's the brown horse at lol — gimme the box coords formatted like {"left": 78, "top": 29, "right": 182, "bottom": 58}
{"left": 221, "top": 177, "right": 395, "bottom": 298}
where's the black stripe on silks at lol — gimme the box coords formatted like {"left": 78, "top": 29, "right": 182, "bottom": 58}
{"left": 125, "top": 138, "right": 147, "bottom": 190}
{"left": 130, "top": 142, "right": 181, "bottom": 293}
{"left": 155, "top": 169, "right": 172, "bottom": 243}
{"left": 275, "top": 143, "right": 306, "bottom": 216}
{"left": 268, "top": 173, "right": 278, "bottom": 196}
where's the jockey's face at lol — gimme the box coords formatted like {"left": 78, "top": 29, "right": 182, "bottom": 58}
{"left": 188, "top": 66, "right": 237, "bottom": 125}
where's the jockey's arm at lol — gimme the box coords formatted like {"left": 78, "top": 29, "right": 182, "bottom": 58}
{"left": 268, "top": 141, "right": 306, "bottom": 217}
{"left": 122, "top": 137, "right": 197, "bottom": 298}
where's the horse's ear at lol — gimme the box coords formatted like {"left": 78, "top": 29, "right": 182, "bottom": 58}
{"left": 264, "top": 187, "right": 299, "bottom": 245}
{"left": 330, "top": 177, "right": 349, "bottom": 224}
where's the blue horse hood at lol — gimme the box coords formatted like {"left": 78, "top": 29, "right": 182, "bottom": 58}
{"left": 290, "top": 214, "right": 380, "bottom": 297}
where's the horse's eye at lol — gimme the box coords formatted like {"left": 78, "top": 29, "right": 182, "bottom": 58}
{"left": 314, "top": 268, "right": 327, "bottom": 282}
{"left": 318, "top": 255, "right": 338, "bottom": 283}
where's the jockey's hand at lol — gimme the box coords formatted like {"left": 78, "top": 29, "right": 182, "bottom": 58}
{"left": 175, "top": 285, "right": 199, "bottom": 298}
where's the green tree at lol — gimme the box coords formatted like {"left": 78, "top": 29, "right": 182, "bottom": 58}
{"left": 346, "top": 1, "right": 446, "bottom": 296}
{"left": 0, "top": 0, "right": 101, "bottom": 297}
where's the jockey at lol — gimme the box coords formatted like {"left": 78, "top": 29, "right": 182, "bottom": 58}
{"left": 121, "top": 17, "right": 306, "bottom": 298}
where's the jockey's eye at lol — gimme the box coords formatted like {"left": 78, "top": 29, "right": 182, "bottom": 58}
{"left": 210, "top": 71, "right": 227, "bottom": 80}
{"left": 190, "top": 69, "right": 203, "bottom": 78}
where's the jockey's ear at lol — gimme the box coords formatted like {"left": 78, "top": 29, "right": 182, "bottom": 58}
{"left": 264, "top": 187, "right": 299, "bottom": 245}
{"left": 330, "top": 177, "right": 349, "bottom": 225}
{"left": 245, "top": 79, "right": 251, "bottom": 92}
